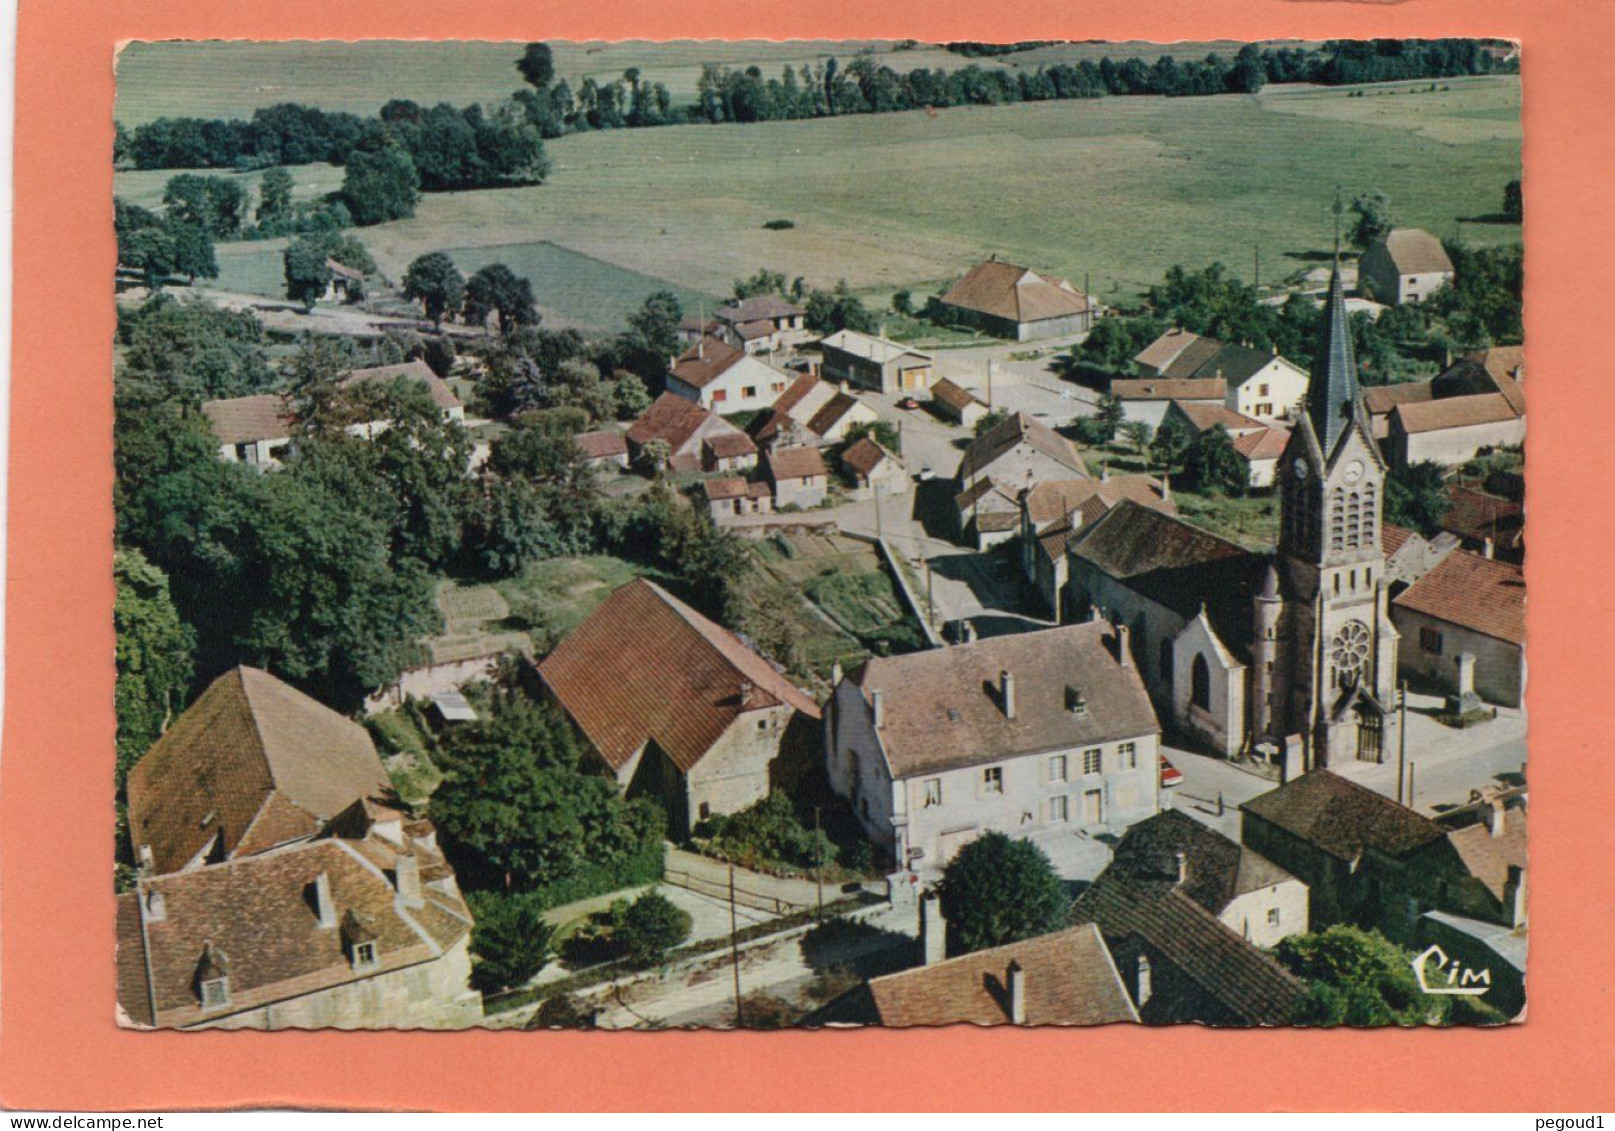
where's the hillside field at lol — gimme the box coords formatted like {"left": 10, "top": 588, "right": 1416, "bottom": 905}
{"left": 115, "top": 66, "right": 1520, "bottom": 331}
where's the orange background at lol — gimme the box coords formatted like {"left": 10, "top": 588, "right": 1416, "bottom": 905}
{"left": 5, "top": 0, "right": 1611, "bottom": 1113}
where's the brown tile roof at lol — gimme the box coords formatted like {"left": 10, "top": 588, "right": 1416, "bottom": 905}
{"left": 346, "top": 361, "right": 461, "bottom": 412}
{"left": 1111, "top": 377, "right": 1227, "bottom": 402}
{"left": 1135, "top": 328, "right": 1209, "bottom": 374}
{"left": 126, "top": 667, "right": 393, "bottom": 877}
{"left": 1433, "top": 355, "right": 1526, "bottom": 416}
{"left": 929, "top": 377, "right": 985, "bottom": 412}
{"left": 717, "top": 295, "right": 805, "bottom": 325}
{"left": 940, "top": 260, "right": 1093, "bottom": 324}
{"left": 627, "top": 393, "right": 718, "bottom": 453}
{"left": 806, "top": 391, "right": 865, "bottom": 436}
{"left": 702, "top": 477, "right": 750, "bottom": 502}
{"left": 325, "top": 257, "right": 366, "bottom": 281}
{"left": 678, "top": 314, "right": 721, "bottom": 334}
{"left": 670, "top": 337, "right": 746, "bottom": 389}
{"left": 1172, "top": 401, "right": 1265, "bottom": 435}
{"left": 1392, "top": 393, "right": 1520, "bottom": 435}
{"left": 1362, "top": 381, "right": 1435, "bottom": 417}
{"left": 841, "top": 436, "right": 895, "bottom": 478}
{"left": 1446, "top": 810, "right": 1528, "bottom": 903}
{"left": 1381, "top": 523, "right": 1415, "bottom": 556}
{"left": 1376, "top": 228, "right": 1455, "bottom": 275}
{"left": 119, "top": 827, "right": 471, "bottom": 1028}
{"left": 1022, "top": 474, "right": 1175, "bottom": 535}
{"left": 767, "top": 445, "right": 828, "bottom": 482}
{"left": 1441, "top": 485, "right": 1524, "bottom": 547}
{"left": 1392, "top": 549, "right": 1525, "bottom": 645}
{"left": 1231, "top": 426, "right": 1291, "bottom": 463}
{"left": 574, "top": 430, "right": 628, "bottom": 460}
{"left": 866, "top": 925, "right": 1138, "bottom": 1027}
{"left": 1105, "top": 810, "right": 1296, "bottom": 918}
{"left": 703, "top": 431, "right": 758, "bottom": 460}
{"left": 1070, "top": 501, "right": 1256, "bottom": 616}
{"left": 1474, "top": 346, "right": 1525, "bottom": 385}
{"left": 953, "top": 476, "right": 1016, "bottom": 515}
{"left": 538, "top": 579, "right": 818, "bottom": 775}
{"left": 1073, "top": 878, "right": 1305, "bottom": 1026}
{"left": 202, "top": 394, "right": 296, "bottom": 446}
{"left": 851, "top": 620, "right": 1158, "bottom": 779}
{"left": 771, "top": 371, "right": 823, "bottom": 417}
{"left": 958, "top": 412, "right": 1088, "bottom": 482}
{"left": 1241, "top": 770, "right": 1448, "bottom": 863}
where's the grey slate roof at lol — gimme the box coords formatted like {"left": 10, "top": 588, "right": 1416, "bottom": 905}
{"left": 1105, "top": 809, "right": 1298, "bottom": 919}
{"left": 1241, "top": 769, "right": 1447, "bottom": 863}
{"left": 1307, "top": 267, "right": 1364, "bottom": 456}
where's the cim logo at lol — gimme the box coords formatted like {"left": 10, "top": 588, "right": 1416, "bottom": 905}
{"left": 1412, "top": 944, "right": 1492, "bottom": 996}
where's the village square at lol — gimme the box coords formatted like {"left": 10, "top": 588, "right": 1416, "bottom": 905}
{"left": 112, "top": 38, "right": 1525, "bottom": 1031}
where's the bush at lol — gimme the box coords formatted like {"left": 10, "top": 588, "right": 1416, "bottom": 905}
{"left": 466, "top": 891, "right": 556, "bottom": 993}
{"left": 529, "top": 991, "right": 597, "bottom": 1029}
{"left": 696, "top": 791, "right": 837, "bottom": 872}
{"left": 762, "top": 218, "right": 796, "bottom": 230}
{"left": 615, "top": 890, "right": 692, "bottom": 967}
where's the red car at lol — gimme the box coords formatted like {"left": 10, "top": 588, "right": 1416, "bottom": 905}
{"left": 1159, "top": 755, "right": 1184, "bottom": 788}
{"left": 897, "top": 397, "right": 921, "bottom": 410}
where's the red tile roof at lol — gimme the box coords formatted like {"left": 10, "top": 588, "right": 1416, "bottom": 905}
{"left": 767, "top": 445, "right": 828, "bottom": 481}
{"left": 1362, "top": 381, "right": 1435, "bottom": 417}
{"left": 1393, "top": 549, "right": 1525, "bottom": 645}
{"left": 670, "top": 337, "right": 748, "bottom": 390}
{"left": 1441, "top": 485, "right": 1524, "bottom": 547}
{"left": 1231, "top": 426, "right": 1291, "bottom": 462}
{"left": 841, "top": 436, "right": 894, "bottom": 478}
{"left": 1134, "top": 328, "right": 1208, "bottom": 374}
{"left": 1111, "top": 377, "right": 1227, "bottom": 402}
{"left": 627, "top": 393, "right": 719, "bottom": 453}
{"left": 538, "top": 579, "right": 818, "bottom": 774}
{"left": 126, "top": 667, "right": 393, "bottom": 877}
{"left": 866, "top": 925, "right": 1138, "bottom": 1027}
{"left": 929, "top": 377, "right": 985, "bottom": 412}
{"left": 702, "top": 477, "right": 750, "bottom": 502}
{"left": 703, "top": 431, "right": 758, "bottom": 460}
{"left": 202, "top": 394, "right": 296, "bottom": 446}
{"left": 1172, "top": 401, "right": 1265, "bottom": 435}
{"left": 574, "top": 430, "right": 628, "bottom": 460}
{"left": 1022, "top": 475, "right": 1174, "bottom": 530}
{"left": 1392, "top": 392, "right": 1521, "bottom": 435}
{"left": 939, "top": 260, "right": 1093, "bottom": 324}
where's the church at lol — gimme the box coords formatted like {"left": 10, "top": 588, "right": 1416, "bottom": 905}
{"left": 1064, "top": 266, "right": 1401, "bottom": 772}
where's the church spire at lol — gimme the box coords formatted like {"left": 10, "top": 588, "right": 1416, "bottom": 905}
{"left": 1307, "top": 258, "right": 1361, "bottom": 456}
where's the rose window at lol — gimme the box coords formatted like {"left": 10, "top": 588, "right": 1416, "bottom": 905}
{"left": 1330, "top": 620, "right": 1371, "bottom": 680}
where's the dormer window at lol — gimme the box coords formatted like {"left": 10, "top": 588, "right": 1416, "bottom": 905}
{"left": 200, "top": 978, "right": 230, "bottom": 1009}
{"left": 195, "top": 941, "right": 230, "bottom": 1010}
{"left": 342, "top": 909, "right": 380, "bottom": 971}
{"left": 353, "top": 941, "right": 379, "bottom": 971}
{"left": 1066, "top": 686, "right": 1088, "bottom": 716}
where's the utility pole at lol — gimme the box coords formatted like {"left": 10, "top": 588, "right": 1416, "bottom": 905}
{"left": 925, "top": 555, "right": 935, "bottom": 635}
{"left": 1084, "top": 270, "right": 1092, "bottom": 332}
{"left": 873, "top": 479, "right": 883, "bottom": 538}
{"left": 814, "top": 806, "right": 825, "bottom": 919}
{"left": 728, "top": 864, "right": 744, "bottom": 1027}
{"left": 1397, "top": 680, "right": 1409, "bottom": 805}
{"left": 1408, "top": 763, "right": 1417, "bottom": 812}
{"left": 1253, "top": 242, "right": 1260, "bottom": 291}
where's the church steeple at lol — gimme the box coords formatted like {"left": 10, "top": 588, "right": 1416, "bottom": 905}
{"left": 1307, "top": 265, "right": 1361, "bottom": 457}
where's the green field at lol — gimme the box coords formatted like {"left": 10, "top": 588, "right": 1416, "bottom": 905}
{"left": 115, "top": 39, "right": 1273, "bottom": 125}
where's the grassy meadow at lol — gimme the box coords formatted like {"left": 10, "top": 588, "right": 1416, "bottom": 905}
{"left": 116, "top": 42, "right": 1521, "bottom": 330}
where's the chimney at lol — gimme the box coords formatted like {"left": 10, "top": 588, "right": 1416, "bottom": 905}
{"left": 1504, "top": 865, "right": 1527, "bottom": 927}
{"left": 145, "top": 889, "right": 167, "bottom": 922}
{"left": 1161, "top": 473, "right": 1172, "bottom": 502}
{"left": 738, "top": 678, "right": 755, "bottom": 708}
{"left": 313, "top": 872, "right": 337, "bottom": 929}
{"left": 920, "top": 893, "right": 947, "bottom": 966}
{"left": 1482, "top": 537, "right": 1496, "bottom": 560}
{"left": 395, "top": 853, "right": 423, "bottom": 907}
{"left": 964, "top": 620, "right": 978, "bottom": 644}
{"left": 1116, "top": 623, "right": 1133, "bottom": 669}
{"left": 871, "top": 689, "right": 885, "bottom": 729}
{"left": 1000, "top": 670, "right": 1016, "bottom": 719}
{"left": 1100, "top": 459, "right": 1110, "bottom": 483}
{"left": 830, "top": 659, "right": 844, "bottom": 685}
{"left": 1006, "top": 960, "right": 1027, "bottom": 1024}
{"left": 1486, "top": 798, "right": 1508, "bottom": 839}
{"left": 1174, "top": 851, "right": 1188, "bottom": 886}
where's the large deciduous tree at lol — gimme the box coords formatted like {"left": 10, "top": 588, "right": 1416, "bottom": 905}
{"left": 517, "top": 43, "right": 556, "bottom": 90}
{"left": 402, "top": 252, "right": 466, "bottom": 326}
{"left": 114, "top": 548, "right": 196, "bottom": 794}
{"left": 340, "top": 143, "right": 420, "bottom": 226}
{"left": 464, "top": 263, "right": 539, "bottom": 333}
{"left": 1182, "top": 424, "right": 1248, "bottom": 496}
{"left": 937, "top": 832, "right": 1068, "bottom": 956}
{"left": 1348, "top": 189, "right": 1395, "bottom": 251}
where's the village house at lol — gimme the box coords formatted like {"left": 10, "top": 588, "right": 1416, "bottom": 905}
{"left": 822, "top": 919, "right": 1138, "bottom": 1027}
{"left": 1358, "top": 228, "right": 1455, "bottom": 306}
{"left": 1240, "top": 770, "right": 1527, "bottom": 946}
{"left": 666, "top": 336, "right": 791, "bottom": 415}
{"left": 841, "top": 436, "right": 908, "bottom": 500}
{"left": 1110, "top": 377, "right": 1227, "bottom": 428}
{"left": 712, "top": 295, "right": 813, "bottom": 355}
{"left": 573, "top": 429, "right": 629, "bottom": 471}
{"left": 1072, "top": 866, "right": 1307, "bottom": 1026}
{"left": 934, "top": 258, "right": 1099, "bottom": 341}
{"left": 537, "top": 579, "right": 821, "bottom": 837}
{"left": 119, "top": 667, "right": 478, "bottom": 1029}
{"left": 1386, "top": 349, "right": 1525, "bottom": 468}
{"left": 675, "top": 314, "right": 722, "bottom": 347}
{"left": 1380, "top": 522, "right": 1460, "bottom": 591}
{"left": 701, "top": 477, "right": 774, "bottom": 524}
{"left": 1017, "top": 475, "right": 1176, "bottom": 619}
{"left": 1160, "top": 400, "right": 1292, "bottom": 489}
{"left": 929, "top": 377, "right": 989, "bottom": 428}
{"left": 818, "top": 330, "right": 934, "bottom": 395}
{"left": 626, "top": 393, "right": 757, "bottom": 474}
{"left": 747, "top": 373, "right": 879, "bottom": 449}
{"left": 804, "top": 389, "right": 881, "bottom": 445}
{"left": 1134, "top": 329, "right": 1309, "bottom": 425}
{"left": 765, "top": 445, "right": 830, "bottom": 509}
{"left": 322, "top": 258, "right": 366, "bottom": 304}
{"left": 1440, "top": 483, "right": 1524, "bottom": 564}
{"left": 954, "top": 412, "right": 1090, "bottom": 548}
{"left": 202, "top": 360, "right": 465, "bottom": 469}
{"left": 1391, "top": 548, "right": 1526, "bottom": 708}
{"left": 824, "top": 620, "right": 1161, "bottom": 873}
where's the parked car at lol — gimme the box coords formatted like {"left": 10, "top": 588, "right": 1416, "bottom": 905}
{"left": 1159, "top": 755, "right": 1183, "bottom": 788}
{"left": 897, "top": 397, "right": 920, "bottom": 410}
{"left": 915, "top": 465, "right": 935, "bottom": 482}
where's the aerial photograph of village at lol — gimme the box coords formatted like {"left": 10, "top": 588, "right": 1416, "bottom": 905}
{"left": 111, "top": 37, "right": 1525, "bottom": 1030}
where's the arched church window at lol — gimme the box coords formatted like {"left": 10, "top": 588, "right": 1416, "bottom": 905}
{"left": 1191, "top": 654, "right": 1211, "bottom": 711}
{"left": 1329, "top": 487, "right": 1345, "bottom": 551}
{"left": 1346, "top": 490, "right": 1361, "bottom": 548}
{"left": 1360, "top": 484, "right": 1377, "bottom": 547}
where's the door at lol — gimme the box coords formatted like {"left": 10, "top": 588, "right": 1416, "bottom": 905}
{"left": 1356, "top": 704, "right": 1384, "bottom": 763}
{"left": 1083, "top": 788, "right": 1104, "bottom": 825}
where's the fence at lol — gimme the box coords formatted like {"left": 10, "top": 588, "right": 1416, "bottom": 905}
{"left": 662, "top": 867, "right": 811, "bottom": 918}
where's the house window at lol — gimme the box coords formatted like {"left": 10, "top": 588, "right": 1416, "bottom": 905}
{"left": 353, "top": 941, "right": 378, "bottom": 970}
{"left": 1257, "top": 384, "right": 1270, "bottom": 397}
{"left": 1257, "top": 403, "right": 1273, "bottom": 417}
{"left": 699, "top": 802, "right": 712, "bottom": 821}
{"left": 1050, "top": 795, "right": 1069, "bottom": 823}
{"left": 200, "top": 978, "right": 230, "bottom": 1009}
{"left": 983, "top": 766, "right": 1003, "bottom": 794}
{"left": 923, "top": 778, "right": 943, "bottom": 807}
{"left": 1119, "top": 742, "right": 1138, "bottom": 770}
{"left": 1420, "top": 627, "right": 1444, "bottom": 655}
{"left": 1267, "top": 908, "right": 1281, "bottom": 927}
{"left": 1082, "top": 748, "right": 1102, "bottom": 776}
{"left": 1049, "top": 755, "right": 1069, "bottom": 783}
{"left": 1191, "top": 655, "right": 1211, "bottom": 711}
{"left": 712, "top": 389, "right": 728, "bottom": 404}
{"left": 742, "top": 386, "right": 757, "bottom": 399}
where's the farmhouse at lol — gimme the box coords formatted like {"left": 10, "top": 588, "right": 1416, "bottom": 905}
{"left": 818, "top": 330, "right": 934, "bottom": 395}
{"left": 824, "top": 620, "right": 1161, "bottom": 873}
{"left": 935, "top": 259, "right": 1098, "bottom": 341}
{"left": 1369, "top": 348, "right": 1525, "bottom": 467}
{"left": 1162, "top": 401, "right": 1291, "bottom": 490}
{"left": 929, "top": 377, "right": 989, "bottom": 428}
{"left": 1358, "top": 228, "right": 1455, "bottom": 305}
{"left": 1110, "top": 377, "right": 1226, "bottom": 428}
{"left": 666, "top": 336, "right": 791, "bottom": 415}
{"left": 1016, "top": 475, "right": 1177, "bottom": 619}
{"left": 701, "top": 477, "right": 774, "bottom": 524}
{"left": 626, "top": 393, "right": 756, "bottom": 473}
{"left": 841, "top": 436, "right": 908, "bottom": 500}
{"left": 538, "top": 578, "right": 820, "bottom": 837}
{"left": 203, "top": 360, "right": 464, "bottom": 469}
{"left": 804, "top": 389, "right": 881, "bottom": 445}
{"left": 1134, "top": 330, "right": 1308, "bottom": 425}
{"left": 954, "top": 412, "right": 1090, "bottom": 548}
{"left": 713, "top": 295, "right": 813, "bottom": 355}
{"left": 1391, "top": 549, "right": 1526, "bottom": 708}
{"left": 322, "top": 258, "right": 366, "bottom": 303}
{"left": 573, "top": 429, "right": 629, "bottom": 470}
{"left": 765, "top": 445, "right": 830, "bottom": 509}
{"left": 1440, "top": 483, "right": 1524, "bottom": 563}
{"left": 119, "top": 667, "right": 477, "bottom": 1030}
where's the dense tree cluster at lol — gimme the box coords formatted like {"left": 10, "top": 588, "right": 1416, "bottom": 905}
{"left": 114, "top": 198, "right": 218, "bottom": 287}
